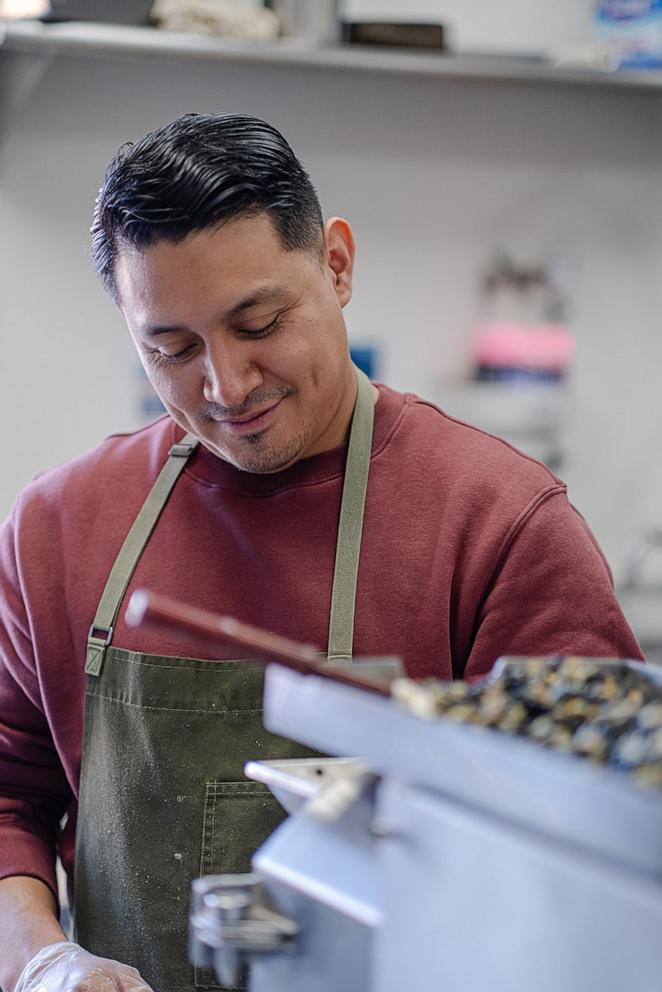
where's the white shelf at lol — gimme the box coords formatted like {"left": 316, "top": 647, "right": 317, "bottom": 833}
{"left": 2, "top": 18, "right": 662, "bottom": 93}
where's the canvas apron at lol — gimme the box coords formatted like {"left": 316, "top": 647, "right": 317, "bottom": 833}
{"left": 73, "top": 368, "right": 375, "bottom": 992}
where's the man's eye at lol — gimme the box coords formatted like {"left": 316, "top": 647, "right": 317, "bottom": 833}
{"left": 240, "top": 314, "right": 282, "bottom": 338}
{"left": 149, "top": 344, "right": 195, "bottom": 364}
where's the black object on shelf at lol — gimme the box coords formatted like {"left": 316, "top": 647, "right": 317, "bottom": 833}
{"left": 341, "top": 21, "right": 446, "bottom": 51}
{"left": 42, "top": 0, "right": 153, "bottom": 25}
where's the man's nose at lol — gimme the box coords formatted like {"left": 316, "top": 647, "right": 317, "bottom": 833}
{"left": 202, "top": 340, "right": 263, "bottom": 411}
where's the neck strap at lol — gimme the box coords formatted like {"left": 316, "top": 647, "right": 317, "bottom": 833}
{"left": 326, "top": 367, "right": 375, "bottom": 661}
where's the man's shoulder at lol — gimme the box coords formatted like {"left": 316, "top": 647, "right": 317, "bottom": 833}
{"left": 14, "top": 416, "right": 175, "bottom": 521}
{"left": 379, "top": 383, "right": 565, "bottom": 504}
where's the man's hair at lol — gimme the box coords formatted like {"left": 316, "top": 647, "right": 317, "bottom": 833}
{"left": 91, "top": 112, "right": 324, "bottom": 301}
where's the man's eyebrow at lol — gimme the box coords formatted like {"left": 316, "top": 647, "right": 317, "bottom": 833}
{"left": 144, "top": 286, "right": 289, "bottom": 337}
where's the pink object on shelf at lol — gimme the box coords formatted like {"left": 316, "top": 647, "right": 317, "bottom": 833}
{"left": 473, "top": 321, "right": 575, "bottom": 373}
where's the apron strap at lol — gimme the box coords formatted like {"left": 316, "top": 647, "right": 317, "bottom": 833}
{"left": 85, "top": 434, "right": 199, "bottom": 676}
{"left": 326, "top": 368, "right": 375, "bottom": 662}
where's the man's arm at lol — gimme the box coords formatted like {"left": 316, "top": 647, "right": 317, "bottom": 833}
{"left": 0, "top": 508, "right": 73, "bottom": 986}
{"left": 0, "top": 877, "right": 66, "bottom": 992}
{"left": 0, "top": 509, "right": 72, "bottom": 900}
{"left": 463, "top": 490, "right": 643, "bottom": 681}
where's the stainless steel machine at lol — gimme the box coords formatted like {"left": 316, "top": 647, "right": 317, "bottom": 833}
{"left": 189, "top": 662, "right": 662, "bottom": 992}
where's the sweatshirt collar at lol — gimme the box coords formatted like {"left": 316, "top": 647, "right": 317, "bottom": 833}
{"left": 173, "top": 382, "right": 404, "bottom": 494}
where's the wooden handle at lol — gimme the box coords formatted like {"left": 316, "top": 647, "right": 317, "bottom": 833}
{"left": 126, "top": 589, "right": 390, "bottom": 697}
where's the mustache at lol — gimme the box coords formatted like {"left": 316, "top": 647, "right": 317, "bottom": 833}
{"left": 201, "top": 384, "right": 294, "bottom": 421}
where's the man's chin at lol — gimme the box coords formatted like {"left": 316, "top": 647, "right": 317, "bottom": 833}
{"left": 202, "top": 433, "right": 307, "bottom": 475}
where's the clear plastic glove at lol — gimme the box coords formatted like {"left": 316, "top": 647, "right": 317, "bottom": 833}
{"left": 13, "top": 942, "right": 154, "bottom": 992}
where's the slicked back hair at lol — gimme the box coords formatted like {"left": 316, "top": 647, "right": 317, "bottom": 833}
{"left": 91, "top": 112, "right": 325, "bottom": 302}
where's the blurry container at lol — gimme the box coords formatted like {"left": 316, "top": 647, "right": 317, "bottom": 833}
{"left": 43, "top": 0, "right": 153, "bottom": 24}
{"left": 349, "top": 344, "right": 379, "bottom": 380}
{"left": 594, "top": 0, "right": 662, "bottom": 69}
{"left": 271, "top": 0, "right": 340, "bottom": 44}
{"left": 473, "top": 321, "right": 574, "bottom": 384}
{"left": 341, "top": 21, "right": 446, "bottom": 50}
{"left": 434, "top": 252, "right": 574, "bottom": 471}
{"left": 471, "top": 252, "right": 574, "bottom": 385}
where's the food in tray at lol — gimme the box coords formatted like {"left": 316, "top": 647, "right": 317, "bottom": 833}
{"left": 391, "top": 657, "right": 662, "bottom": 789}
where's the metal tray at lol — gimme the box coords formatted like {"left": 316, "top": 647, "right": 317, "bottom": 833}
{"left": 263, "top": 662, "right": 662, "bottom": 877}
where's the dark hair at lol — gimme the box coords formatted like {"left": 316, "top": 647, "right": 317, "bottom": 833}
{"left": 91, "top": 112, "right": 324, "bottom": 301}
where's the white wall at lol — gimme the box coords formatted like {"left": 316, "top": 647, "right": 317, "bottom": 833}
{"left": 1, "top": 0, "right": 661, "bottom": 582}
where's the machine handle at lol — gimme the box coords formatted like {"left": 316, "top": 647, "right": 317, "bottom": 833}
{"left": 126, "top": 588, "right": 391, "bottom": 698}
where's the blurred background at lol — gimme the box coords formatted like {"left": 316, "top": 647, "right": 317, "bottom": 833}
{"left": 1, "top": 0, "right": 661, "bottom": 655}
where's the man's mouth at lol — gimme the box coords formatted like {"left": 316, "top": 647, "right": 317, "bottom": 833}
{"left": 221, "top": 398, "right": 284, "bottom": 435}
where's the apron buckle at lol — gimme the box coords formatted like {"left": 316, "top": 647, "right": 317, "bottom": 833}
{"left": 85, "top": 625, "right": 114, "bottom": 677}
{"left": 169, "top": 441, "right": 197, "bottom": 457}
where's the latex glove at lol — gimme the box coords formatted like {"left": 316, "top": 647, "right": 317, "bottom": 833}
{"left": 13, "top": 942, "right": 154, "bottom": 992}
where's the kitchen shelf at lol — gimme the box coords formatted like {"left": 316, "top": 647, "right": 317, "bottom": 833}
{"left": 2, "top": 18, "right": 662, "bottom": 94}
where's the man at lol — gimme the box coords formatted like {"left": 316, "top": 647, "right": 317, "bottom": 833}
{"left": 0, "top": 113, "right": 641, "bottom": 992}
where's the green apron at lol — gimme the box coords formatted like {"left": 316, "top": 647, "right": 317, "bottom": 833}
{"left": 74, "top": 368, "right": 375, "bottom": 992}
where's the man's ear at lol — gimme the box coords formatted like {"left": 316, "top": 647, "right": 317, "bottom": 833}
{"left": 323, "top": 217, "right": 355, "bottom": 307}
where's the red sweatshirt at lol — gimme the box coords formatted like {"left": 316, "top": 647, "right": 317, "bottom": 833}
{"left": 0, "top": 383, "right": 642, "bottom": 898}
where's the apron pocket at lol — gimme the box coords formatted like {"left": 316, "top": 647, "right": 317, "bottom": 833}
{"left": 195, "top": 779, "right": 287, "bottom": 990}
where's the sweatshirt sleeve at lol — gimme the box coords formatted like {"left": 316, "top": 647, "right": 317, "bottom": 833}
{"left": 0, "top": 508, "right": 71, "bottom": 900}
{"left": 462, "top": 488, "right": 644, "bottom": 682}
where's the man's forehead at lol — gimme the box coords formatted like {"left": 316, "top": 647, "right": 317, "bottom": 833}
{"left": 115, "top": 221, "right": 301, "bottom": 325}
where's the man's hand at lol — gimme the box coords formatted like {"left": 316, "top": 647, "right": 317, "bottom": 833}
{"left": 0, "top": 877, "right": 153, "bottom": 992}
{"left": 0, "top": 876, "right": 67, "bottom": 992}
{"left": 13, "top": 943, "right": 154, "bottom": 992}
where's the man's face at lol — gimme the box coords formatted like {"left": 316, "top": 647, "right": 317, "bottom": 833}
{"left": 115, "top": 213, "right": 357, "bottom": 473}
